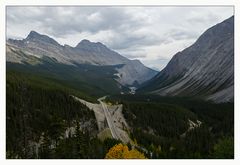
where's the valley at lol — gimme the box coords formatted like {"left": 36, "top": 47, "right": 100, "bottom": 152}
{"left": 6, "top": 70, "right": 233, "bottom": 158}
{"left": 139, "top": 16, "right": 234, "bottom": 103}
{"left": 6, "top": 15, "right": 234, "bottom": 159}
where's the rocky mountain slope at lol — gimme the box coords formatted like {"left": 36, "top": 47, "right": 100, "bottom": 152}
{"left": 139, "top": 16, "right": 234, "bottom": 103}
{"left": 7, "top": 31, "right": 157, "bottom": 86}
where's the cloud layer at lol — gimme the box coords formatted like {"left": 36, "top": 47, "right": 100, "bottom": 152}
{"left": 7, "top": 6, "right": 233, "bottom": 70}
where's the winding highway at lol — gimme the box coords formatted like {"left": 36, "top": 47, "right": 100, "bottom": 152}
{"left": 98, "top": 96, "right": 120, "bottom": 140}
{"left": 74, "top": 95, "right": 151, "bottom": 156}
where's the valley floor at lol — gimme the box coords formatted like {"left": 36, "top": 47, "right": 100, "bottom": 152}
{"left": 6, "top": 71, "right": 234, "bottom": 159}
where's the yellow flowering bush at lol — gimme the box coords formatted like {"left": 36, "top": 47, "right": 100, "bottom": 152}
{"left": 105, "top": 143, "right": 146, "bottom": 159}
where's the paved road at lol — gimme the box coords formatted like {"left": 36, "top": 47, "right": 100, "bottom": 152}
{"left": 98, "top": 96, "right": 120, "bottom": 140}
{"left": 75, "top": 95, "right": 151, "bottom": 156}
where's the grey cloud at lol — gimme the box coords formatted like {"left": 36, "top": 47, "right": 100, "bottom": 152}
{"left": 121, "top": 50, "right": 147, "bottom": 59}
{"left": 6, "top": 6, "right": 233, "bottom": 70}
{"left": 117, "top": 48, "right": 147, "bottom": 59}
{"left": 166, "top": 29, "right": 199, "bottom": 41}
{"left": 125, "top": 54, "right": 147, "bottom": 59}
{"left": 142, "top": 58, "right": 170, "bottom": 71}
{"left": 108, "top": 31, "right": 165, "bottom": 50}
{"left": 187, "top": 11, "right": 223, "bottom": 25}
{"left": 7, "top": 7, "right": 144, "bottom": 38}
{"left": 109, "top": 34, "right": 147, "bottom": 50}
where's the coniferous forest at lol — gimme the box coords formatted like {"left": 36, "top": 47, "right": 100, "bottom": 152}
{"left": 6, "top": 71, "right": 121, "bottom": 158}
{"left": 6, "top": 71, "right": 234, "bottom": 159}
{"left": 108, "top": 95, "right": 234, "bottom": 158}
{"left": 5, "top": 6, "right": 235, "bottom": 160}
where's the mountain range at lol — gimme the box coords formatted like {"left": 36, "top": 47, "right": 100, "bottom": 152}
{"left": 6, "top": 16, "right": 234, "bottom": 103}
{"left": 139, "top": 16, "right": 234, "bottom": 103}
{"left": 6, "top": 14, "right": 234, "bottom": 159}
{"left": 7, "top": 31, "right": 157, "bottom": 88}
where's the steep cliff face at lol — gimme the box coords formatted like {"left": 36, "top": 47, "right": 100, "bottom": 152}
{"left": 140, "top": 16, "right": 234, "bottom": 103}
{"left": 7, "top": 31, "right": 157, "bottom": 86}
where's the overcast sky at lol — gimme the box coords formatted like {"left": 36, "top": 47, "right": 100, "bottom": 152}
{"left": 6, "top": 6, "right": 233, "bottom": 70}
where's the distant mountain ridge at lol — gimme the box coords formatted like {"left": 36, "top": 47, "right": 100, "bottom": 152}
{"left": 7, "top": 31, "right": 158, "bottom": 86}
{"left": 139, "top": 16, "right": 234, "bottom": 103}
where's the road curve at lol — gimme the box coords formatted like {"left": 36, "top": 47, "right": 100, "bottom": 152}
{"left": 98, "top": 97, "right": 120, "bottom": 140}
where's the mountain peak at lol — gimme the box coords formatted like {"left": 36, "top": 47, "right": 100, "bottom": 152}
{"left": 28, "top": 30, "right": 40, "bottom": 36}
{"left": 25, "top": 30, "right": 60, "bottom": 46}
{"left": 76, "top": 39, "right": 91, "bottom": 48}
{"left": 26, "top": 31, "right": 42, "bottom": 40}
{"left": 80, "top": 39, "right": 91, "bottom": 44}
{"left": 139, "top": 16, "right": 233, "bottom": 103}
{"left": 75, "top": 39, "right": 108, "bottom": 51}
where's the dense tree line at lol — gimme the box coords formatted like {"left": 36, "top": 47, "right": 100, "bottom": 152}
{"left": 7, "top": 61, "right": 129, "bottom": 98}
{"left": 109, "top": 94, "right": 234, "bottom": 159}
{"left": 6, "top": 71, "right": 121, "bottom": 158}
{"left": 6, "top": 71, "right": 233, "bottom": 159}
{"left": 123, "top": 102, "right": 197, "bottom": 138}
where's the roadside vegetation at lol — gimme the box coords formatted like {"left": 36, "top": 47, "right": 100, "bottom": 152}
{"left": 107, "top": 94, "right": 234, "bottom": 158}
{"left": 6, "top": 71, "right": 120, "bottom": 158}
{"left": 105, "top": 143, "right": 146, "bottom": 159}
{"left": 6, "top": 71, "right": 234, "bottom": 159}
